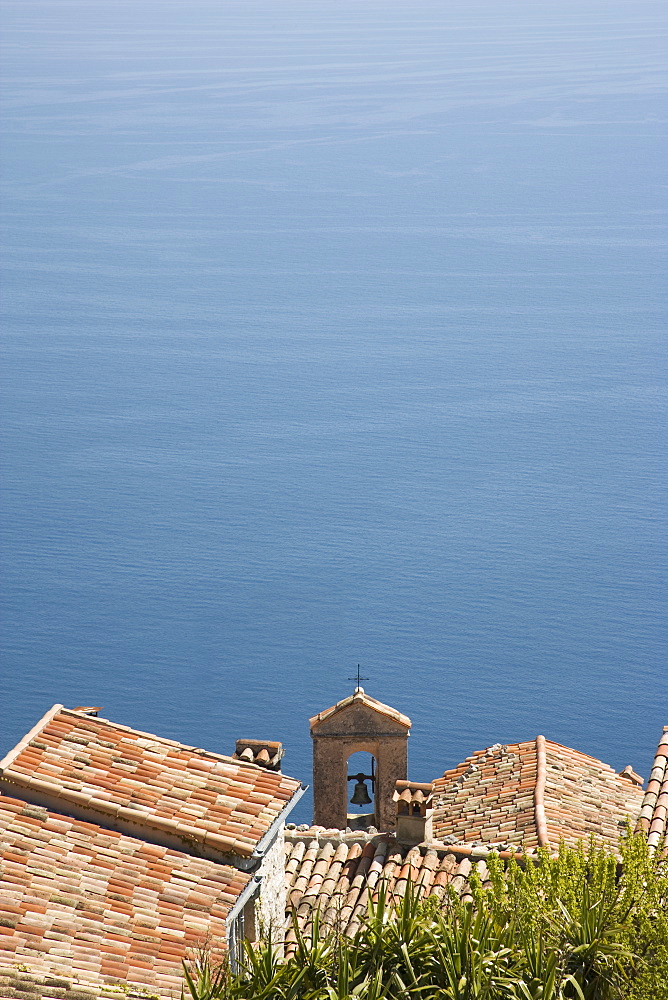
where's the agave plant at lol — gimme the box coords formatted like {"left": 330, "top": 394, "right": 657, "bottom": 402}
{"left": 182, "top": 947, "right": 230, "bottom": 1000}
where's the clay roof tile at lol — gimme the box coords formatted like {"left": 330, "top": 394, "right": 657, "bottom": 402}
{"left": 636, "top": 727, "right": 668, "bottom": 852}
{"left": 283, "top": 829, "right": 490, "bottom": 950}
{"left": 0, "top": 794, "right": 250, "bottom": 998}
{"left": 0, "top": 707, "right": 302, "bottom": 860}
{"left": 432, "top": 737, "right": 644, "bottom": 852}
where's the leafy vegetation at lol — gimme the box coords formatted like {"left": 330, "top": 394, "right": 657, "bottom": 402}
{"left": 182, "top": 831, "right": 667, "bottom": 1000}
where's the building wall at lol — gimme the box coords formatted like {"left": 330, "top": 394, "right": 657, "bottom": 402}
{"left": 256, "top": 827, "right": 287, "bottom": 941}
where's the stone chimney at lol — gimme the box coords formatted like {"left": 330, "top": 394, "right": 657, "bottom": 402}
{"left": 233, "top": 739, "right": 284, "bottom": 771}
{"left": 394, "top": 780, "right": 433, "bottom": 845}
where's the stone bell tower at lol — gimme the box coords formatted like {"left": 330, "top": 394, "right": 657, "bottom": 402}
{"left": 310, "top": 687, "right": 411, "bottom": 832}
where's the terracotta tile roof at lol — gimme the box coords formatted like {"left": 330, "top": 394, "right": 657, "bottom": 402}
{"left": 0, "top": 793, "right": 250, "bottom": 998}
{"left": 283, "top": 828, "right": 493, "bottom": 952}
{"left": 0, "top": 965, "right": 160, "bottom": 1000}
{"left": 432, "top": 738, "right": 644, "bottom": 851}
{"left": 0, "top": 705, "right": 302, "bottom": 862}
{"left": 636, "top": 727, "right": 668, "bottom": 854}
{"left": 309, "top": 688, "right": 411, "bottom": 730}
{"left": 233, "top": 739, "right": 284, "bottom": 771}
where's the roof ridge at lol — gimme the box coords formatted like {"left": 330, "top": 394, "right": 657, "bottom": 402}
{"left": 1, "top": 707, "right": 303, "bottom": 863}
{"left": 51, "top": 706, "right": 286, "bottom": 773}
{"left": 432, "top": 738, "right": 546, "bottom": 851}
{"left": 437, "top": 737, "right": 637, "bottom": 784}
{"left": 0, "top": 769, "right": 256, "bottom": 857}
{"left": 435, "top": 742, "right": 528, "bottom": 784}
{"left": 635, "top": 727, "right": 668, "bottom": 851}
{"left": 284, "top": 828, "right": 530, "bottom": 861}
{"left": 534, "top": 735, "right": 550, "bottom": 849}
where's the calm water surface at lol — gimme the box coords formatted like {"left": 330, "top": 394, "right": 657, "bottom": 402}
{"left": 1, "top": 0, "right": 666, "bottom": 821}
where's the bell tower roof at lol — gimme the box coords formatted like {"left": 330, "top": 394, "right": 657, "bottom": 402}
{"left": 309, "top": 687, "right": 411, "bottom": 732}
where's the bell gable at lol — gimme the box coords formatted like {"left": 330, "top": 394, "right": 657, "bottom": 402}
{"left": 310, "top": 688, "right": 411, "bottom": 832}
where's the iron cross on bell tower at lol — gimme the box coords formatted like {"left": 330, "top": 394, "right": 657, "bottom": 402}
{"left": 348, "top": 664, "right": 369, "bottom": 692}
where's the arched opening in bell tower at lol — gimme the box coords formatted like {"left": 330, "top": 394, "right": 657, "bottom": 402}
{"left": 346, "top": 750, "right": 376, "bottom": 830}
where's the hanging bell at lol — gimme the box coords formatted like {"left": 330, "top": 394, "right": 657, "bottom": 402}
{"left": 350, "top": 777, "right": 372, "bottom": 806}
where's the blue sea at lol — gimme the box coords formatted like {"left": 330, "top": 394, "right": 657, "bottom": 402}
{"left": 1, "top": 0, "right": 666, "bottom": 823}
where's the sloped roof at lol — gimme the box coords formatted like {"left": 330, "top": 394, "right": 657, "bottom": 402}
{"left": 0, "top": 966, "right": 157, "bottom": 1000}
{"left": 0, "top": 793, "right": 250, "bottom": 998}
{"left": 636, "top": 726, "right": 668, "bottom": 854}
{"left": 309, "top": 688, "right": 411, "bottom": 731}
{"left": 284, "top": 828, "right": 495, "bottom": 954}
{"left": 0, "top": 706, "right": 302, "bottom": 861}
{"left": 432, "top": 738, "right": 644, "bottom": 851}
